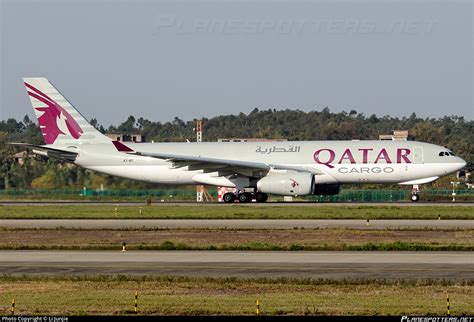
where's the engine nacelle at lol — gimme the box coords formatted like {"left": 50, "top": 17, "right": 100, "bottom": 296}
{"left": 257, "top": 172, "right": 315, "bottom": 196}
{"left": 312, "top": 183, "right": 341, "bottom": 195}
{"left": 257, "top": 173, "right": 342, "bottom": 196}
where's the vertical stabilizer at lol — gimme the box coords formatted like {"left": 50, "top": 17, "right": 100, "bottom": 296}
{"left": 23, "top": 77, "right": 110, "bottom": 145}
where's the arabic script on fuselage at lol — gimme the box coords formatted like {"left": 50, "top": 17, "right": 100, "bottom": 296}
{"left": 255, "top": 145, "right": 301, "bottom": 154}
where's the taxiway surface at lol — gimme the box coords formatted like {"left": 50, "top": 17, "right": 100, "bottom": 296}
{"left": 0, "top": 251, "right": 472, "bottom": 280}
{"left": 1, "top": 219, "right": 473, "bottom": 230}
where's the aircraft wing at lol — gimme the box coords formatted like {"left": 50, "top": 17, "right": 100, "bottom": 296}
{"left": 128, "top": 150, "right": 324, "bottom": 176}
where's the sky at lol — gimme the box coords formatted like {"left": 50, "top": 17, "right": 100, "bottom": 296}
{"left": 0, "top": 0, "right": 472, "bottom": 127}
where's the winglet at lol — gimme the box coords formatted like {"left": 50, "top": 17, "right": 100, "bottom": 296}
{"left": 112, "top": 140, "right": 134, "bottom": 152}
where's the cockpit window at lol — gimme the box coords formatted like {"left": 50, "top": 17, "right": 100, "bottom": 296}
{"left": 439, "top": 151, "right": 453, "bottom": 156}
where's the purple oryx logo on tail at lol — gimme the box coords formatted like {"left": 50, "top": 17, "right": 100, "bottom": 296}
{"left": 25, "top": 82, "right": 83, "bottom": 144}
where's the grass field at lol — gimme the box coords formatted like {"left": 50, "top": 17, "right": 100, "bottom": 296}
{"left": 1, "top": 205, "right": 472, "bottom": 316}
{"left": 0, "top": 276, "right": 472, "bottom": 316}
{"left": 0, "top": 228, "right": 472, "bottom": 251}
{"left": 0, "top": 205, "right": 472, "bottom": 219}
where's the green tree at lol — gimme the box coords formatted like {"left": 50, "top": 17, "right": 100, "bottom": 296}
{"left": 31, "top": 169, "right": 63, "bottom": 189}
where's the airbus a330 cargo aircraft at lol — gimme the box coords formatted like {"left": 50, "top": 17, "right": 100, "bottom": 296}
{"left": 14, "top": 78, "right": 467, "bottom": 203}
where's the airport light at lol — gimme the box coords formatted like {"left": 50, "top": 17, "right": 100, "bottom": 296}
{"left": 450, "top": 182, "right": 460, "bottom": 202}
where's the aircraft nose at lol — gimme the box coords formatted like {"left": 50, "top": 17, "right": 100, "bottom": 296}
{"left": 456, "top": 157, "right": 467, "bottom": 170}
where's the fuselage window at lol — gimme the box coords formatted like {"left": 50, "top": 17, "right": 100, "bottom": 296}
{"left": 439, "top": 152, "right": 445, "bottom": 156}
{"left": 448, "top": 152, "right": 455, "bottom": 156}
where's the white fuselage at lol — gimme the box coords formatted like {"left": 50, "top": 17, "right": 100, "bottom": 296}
{"left": 71, "top": 140, "right": 466, "bottom": 187}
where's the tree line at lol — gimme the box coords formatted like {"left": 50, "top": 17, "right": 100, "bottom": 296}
{"left": 0, "top": 108, "right": 472, "bottom": 190}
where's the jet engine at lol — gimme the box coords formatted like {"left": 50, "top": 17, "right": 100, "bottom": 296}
{"left": 256, "top": 172, "right": 342, "bottom": 196}
{"left": 256, "top": 172, "right": 315, "bottom": 196}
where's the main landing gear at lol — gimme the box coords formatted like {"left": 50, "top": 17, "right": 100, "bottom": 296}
{"left": 410, "top": 185, "right": 420, "bottom": 202}
{"left": 222, "top": 191, "right": 268, "bottom": 203}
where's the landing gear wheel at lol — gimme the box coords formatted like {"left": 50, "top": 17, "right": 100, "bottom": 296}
{"left": 238, "top": 193, "right": 253, "bottom": 203}
{"left": 255, "top": 192, "right": 268, "bottom": 203}
{"left": 411, "top": 194, "right": 420, "bottom": 202}
{"left": 245, "top": 193, "right": 255, "bottom": 203}
{"left": 223, "top": 192, "right": 235, "bottom": 203}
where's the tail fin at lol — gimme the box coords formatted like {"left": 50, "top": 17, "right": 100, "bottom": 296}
{"left": 23, "top": 77, "right": 110, "bottom": 145}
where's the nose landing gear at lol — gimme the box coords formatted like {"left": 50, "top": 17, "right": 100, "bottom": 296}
{"left": 411, "top": 185, "right": 420, "bottom": 202}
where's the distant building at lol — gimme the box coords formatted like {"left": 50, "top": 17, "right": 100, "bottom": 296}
{"left": 218, "top": 138, "right": 287, "bottom": 142}
{"left": 11, "top": 151, "right": 36, "bottom": 165}
{"left": 106, "top": 133, "right": 145, "bottom": 143}
{"left": 379, "top": 130, "right": 409, "bottom": 141}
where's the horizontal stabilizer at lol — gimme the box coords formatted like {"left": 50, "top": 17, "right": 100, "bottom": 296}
{"left": 9, "top": 143, "right": 78, "bottom": 162}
